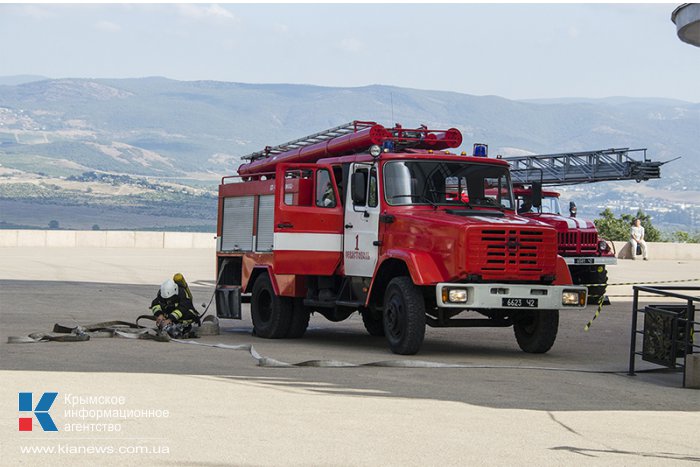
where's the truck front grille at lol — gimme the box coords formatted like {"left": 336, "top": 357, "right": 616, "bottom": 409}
{"left": 558, "top": 231, "right": 598, "bottom": 255}
{"left": 469, "top": 228, "right": 557, "bottom": 281}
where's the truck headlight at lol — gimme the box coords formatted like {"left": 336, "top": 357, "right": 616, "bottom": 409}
{"left": 598, "top": 240, "right": 610, "bottom": 252}
{"left": 562, "top": 290, "right": 586, "bottom": 306}
{"left": 442, "top": 288, "right": 468, "bottom": 303}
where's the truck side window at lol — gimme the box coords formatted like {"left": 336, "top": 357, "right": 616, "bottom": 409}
{"left": 284, "top": 169, "right": 313, "bottom": 206}
{"left": 333, "top": 166, "right": 344, "bottom": 206}
{"left": 353, "top": 167, "right": 369, "bottom": 206}
{"left": 315, "top": 169, "right": 336, "bottom": 208}
{"left": 368, "top": 167, "right": 378, "bottom": 207}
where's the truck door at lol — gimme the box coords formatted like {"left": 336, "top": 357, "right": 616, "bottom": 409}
{"left": 273, "top": 163, "right": 344, "bottom": 275}
{"left": 344, "top": 163, "right": 380, "bottom": 277}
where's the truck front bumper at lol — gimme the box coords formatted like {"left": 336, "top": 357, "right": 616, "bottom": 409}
{"left": 435, "top": 283, "right": 587, "bottom": 310}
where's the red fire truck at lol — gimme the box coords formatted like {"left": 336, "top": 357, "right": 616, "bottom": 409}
{"left": 505, "top": 146, "right": 666, "bottom": 304}
{"left": 513, "top": 186, "right": 615, "bottom": 303}
{"left": 214, "top": 121, "right": 587, "bottom": 355}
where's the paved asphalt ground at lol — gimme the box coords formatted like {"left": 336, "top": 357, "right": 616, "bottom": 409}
{"left": 1, "top": 248, "right": 699, "bottom": 465}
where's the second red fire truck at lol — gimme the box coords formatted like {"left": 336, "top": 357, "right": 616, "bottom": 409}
{"left": 214, "top": 121, "right": 587, "bottom": 355}
{"left": 512, "top": 186, "right": 615, "bottom": 303}
{"left": 505, "top": 146, "right": 665, "bottom": 303}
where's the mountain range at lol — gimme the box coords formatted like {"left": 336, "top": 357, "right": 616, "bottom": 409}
{"left": 0, "top": 76, "right": 698, "bottom": 231}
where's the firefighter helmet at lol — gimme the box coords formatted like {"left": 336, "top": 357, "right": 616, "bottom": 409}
{"left": 160, "top": 278, "right": 178, "bottom": 299}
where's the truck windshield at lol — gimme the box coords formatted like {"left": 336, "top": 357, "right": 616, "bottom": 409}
{"left": 540, "top": 196, "right": 561, "bottom": 215}
{"left": 516, "top": 195, "right": 561, "bottom": 215}
{"left": 384, "top": 160, "right": 514, "bottom": 209}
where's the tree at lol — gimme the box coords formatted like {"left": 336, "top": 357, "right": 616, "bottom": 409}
{"left": 669, "top": 231, "right": 691, "bottom": 243}
{"left": 594, "top": 209, "right": 660, "bottom": 242}
{"left": 667, "top": 231, "right": 700, "bottom": 243}
{"left": 594, "top": 208, "right": 628, "bottom": 241}
{"left": 92, "top": 224, "right": 100, "bottom": 231}
{"left": 632, "top": 210, "right": 661, "bottom": 242}
{"left": 48, "top": 220, "right": 59, "bottom": 230}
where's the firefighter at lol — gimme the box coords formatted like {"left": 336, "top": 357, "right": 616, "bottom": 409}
{"left": 150, "top": 274, "right": 200, "bottom": 337}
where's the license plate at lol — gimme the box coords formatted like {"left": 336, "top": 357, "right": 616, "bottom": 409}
{"left": 574, "top": 258, "right": 594, "bottom": 264}
{"left": 502, "top": 298, "right": 538, "bottom": 308}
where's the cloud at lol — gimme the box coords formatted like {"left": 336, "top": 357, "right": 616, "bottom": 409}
{"left": 177, "top": 4, "right": 235, "bottom": 22}
{"left": 339, "top": 38, "right": 363, "bottom": 53}
{"left": 94, "top": 20, "right": 121, "bottom": 33}
{"left": 11, "top": 5, "right": 53, "bottom": 20}
{"left": 272, "top": 23, "right": 289, "bottom": 34}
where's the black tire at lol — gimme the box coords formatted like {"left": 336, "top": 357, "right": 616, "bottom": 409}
{"left": 586, "top": 268, "right": 608, "bottom": 305}
{"left": 251, "top": 275, "right": 292, "bottom": 338}
{"left": 571, "top": 266, "right": 608, "bottom": 305}
{"left": 361, "top": 308, "right": 385, "bottom": 337}
{"left": 382, "top": 277, "right": 426, "bottom": 355}
{"left": 513, "top": 309, "right": 559, "bottom": 353}
{"left": 286, "top": 299, "right": 310, "bottom": 338}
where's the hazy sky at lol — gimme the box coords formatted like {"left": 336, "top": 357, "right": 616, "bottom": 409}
{"left": 1, "top": 3, "right": 698, "bottom": 102}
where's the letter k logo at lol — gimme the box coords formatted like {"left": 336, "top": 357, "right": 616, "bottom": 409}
{"left": 19, "top": 392, "right": 58, "bottom": 432}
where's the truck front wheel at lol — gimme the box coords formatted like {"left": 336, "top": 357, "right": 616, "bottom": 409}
{"left": 586, "top": 267, "right": 608, "bottom": 305}
{"left": 361, "top": 307, "right": 385, "bottom": 337}
{"left": 383, "top": 277, "right": 426, "bottom": 355}
{"left": 513, "top": 310, "right": 559, "bottom": 353}
{"left": 572, "top": 266, "right": 608, "bottom": 305}
{"left": 251, "top": 275, "right": 292, "bottom": 338}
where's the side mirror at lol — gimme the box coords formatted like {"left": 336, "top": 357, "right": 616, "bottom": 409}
{"left": 351, "top": 172, "right": 367, "bottom": 206}
{"left": 569, "top": 201, "right": 577, "bottom": 218}
{"left": 531, "top": 182, "right": 542, "bottom": 209}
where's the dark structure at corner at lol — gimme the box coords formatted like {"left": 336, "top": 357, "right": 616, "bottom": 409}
{"left": 672, "top": 3, "right": 700, "bottom": 47}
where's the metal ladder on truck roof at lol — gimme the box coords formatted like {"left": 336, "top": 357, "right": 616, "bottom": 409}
{"left": 506, "top": 148, "right": 672, "bottom": 186}
{"left": 241, "top": 121, "right": 378, "bottom": 162}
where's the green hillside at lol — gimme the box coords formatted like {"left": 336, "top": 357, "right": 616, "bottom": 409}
{"left": 0, "top": 77, "right": 698, "bottom": 230}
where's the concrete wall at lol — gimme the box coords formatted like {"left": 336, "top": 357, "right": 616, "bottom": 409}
{"left": 1, "top": 230, "right": 700, "bottom": 259}
{"left": 612, "top": 241, "right": 700, "bottom": 261}
{"left": 0, "top": 230, "right": 215, "bottom": 249}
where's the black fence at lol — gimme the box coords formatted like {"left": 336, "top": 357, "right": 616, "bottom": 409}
{"left": 628, "top": 286, "right": 699, "bottom": 387}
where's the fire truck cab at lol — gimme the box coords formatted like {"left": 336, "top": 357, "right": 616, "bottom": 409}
{"left": 216, "top": 122, "right": 587, "bottom": 355}
{"left": 513, "top": 186, "right": 616, "bottom": 303}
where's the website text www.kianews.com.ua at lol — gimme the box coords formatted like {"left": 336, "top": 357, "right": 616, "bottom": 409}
{"left": 20, "top": 444, "right": 170, "bottom": 455}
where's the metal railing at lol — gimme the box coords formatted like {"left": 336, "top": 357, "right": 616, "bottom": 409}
{"left": 628, "top": 285, "right": 699, "bottom": 387}
{"left": 241, "top": 121, "right": 377, "bottom": 162}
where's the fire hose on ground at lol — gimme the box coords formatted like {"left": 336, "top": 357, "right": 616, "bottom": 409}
{"left": 7, "top": 277, "right": 698, "bottom": 371}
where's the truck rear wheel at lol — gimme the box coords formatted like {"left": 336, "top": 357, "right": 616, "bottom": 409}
{"left": 383, "top": 277, "right": 426, "bottom": 355}
{"left": 513, "top": 310, "right": 559, "bottom": 353}
{"left": 286, "top": 299, "right": 310, "bottom": 338}
{"left": 361, "top": 307, "right": 385, "bottom": 337}
{"left": 251, "top": 275, "right": 292, "bottom": 338}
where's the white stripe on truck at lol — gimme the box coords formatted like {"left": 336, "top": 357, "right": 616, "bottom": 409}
{"left": 273, "top": 232, "right": 343, "bottom": 252}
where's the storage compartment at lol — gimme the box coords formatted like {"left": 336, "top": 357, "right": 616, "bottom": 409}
{"left": 218, "top": 256, "right": 242, "bottom": 286}
{"left": 256, "top": 195, "right": 274, "bottom": 251}
{"left": 221, "top": 196, "right": 254, "bottom": 252}
{"left": 216, "top": 286, "right": 242, "bottom": 320}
